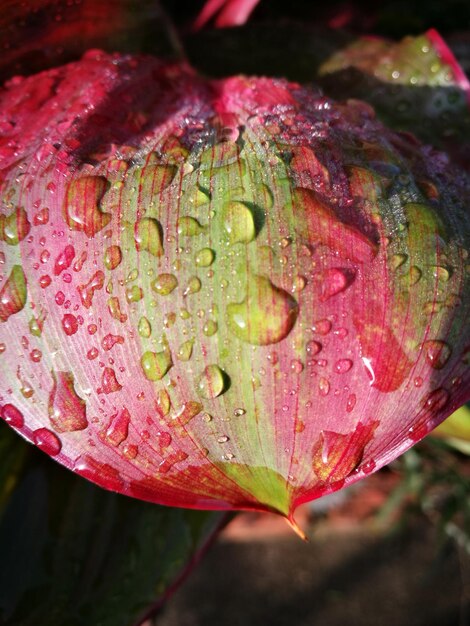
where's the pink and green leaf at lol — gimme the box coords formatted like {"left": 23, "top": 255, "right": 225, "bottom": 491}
{"left": 0, "top": 49, "right": 469, "bottom": 528}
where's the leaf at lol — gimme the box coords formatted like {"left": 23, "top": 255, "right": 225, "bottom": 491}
{"left": 0, "top": 423, "right": 224, "bottom": 626}
{"left": 0, "top": 50, "right": 469, "bottom": 528}
{"left": 0, "top": 0, "right": 180, "bottom": 83}
{"left": 432, "top": 403, "right": 470, "bottom": 454}
{"left": 318, "top": 29, "right": 470, "bottom": 167}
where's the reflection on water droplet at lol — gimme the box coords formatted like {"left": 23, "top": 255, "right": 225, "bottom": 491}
{"left": 346, "top": 393, "right": 356, "bottom": 412}
{"left": 198, "top": 364, "right": 228, "bottom": 399}
{"left": 217, "top": 435, "right": 229, "bottom": 444}
{"left": 33, "top": 427, "right": 62, "bottom": 455}
{"left": 54, "top": 245, "right": 75, "bottom": 276}
{"left": 306, "top": 340, "right": 322, "bottom": 356}
{"left": 173, "top": 401, "right": 203, "bottom": 425}
{"left": 361, "top": 357, "right": 376, "bottom": 385}
{"left": 234, "top": 408, "right": 246, "bottom": 416}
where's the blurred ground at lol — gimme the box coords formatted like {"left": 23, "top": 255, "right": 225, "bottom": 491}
{"left": 156, "top": 469, "right": 470, "bottom": 626}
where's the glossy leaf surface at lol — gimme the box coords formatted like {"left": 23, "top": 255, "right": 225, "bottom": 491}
{"left": 0, "top": 51, "right": 469, "bottom": 523}
{"left": 0, "top": 423, "right": 223, "bottom": 626}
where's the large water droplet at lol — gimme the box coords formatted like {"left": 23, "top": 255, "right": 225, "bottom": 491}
{"left": 33, "top": 427, "right": 62, "bottom": 455}
{"left": 173, "top": 401, "right": 203, "bottom": 425}
{"left": 64, "top": 176, "right": 111, "bottom": 237}
{"left": 2, "top": 207, "right": 31, "bottom": 245}
{"left": 1, "top": 403, "right": 24, "bottom": 428}
{"left": 49, "top": 371, "right": 88, "bottom": 432}
{"left": 177, "top": 340, "right": 193, "bottom": 362}
{"left": 227, "top": 275, "right": 298, "bottom": 345}
{"left": 98, "top": 367, "right": 122, "bottom": 394}
{"left": 223, "top": 201, "right": 256, "bottom": 244}
{"left": 319, "top": 268, "right": 355, "bottom": 301}
{"left": 134, "top": 217, "right": 164, "bottom": 257}
{"left": 62, "top": 313, "right": 79, "bottom": 336}
{"left": 178, "top": 216, "right": 205, "bottom": 236}
{"left": 78, "top": 270, "right": 105, "bottom": 308}
{"left": 198, "top": 364, "right": 228, "bottom": 399}
{"left": 0, "top": 265, "right": 27, "bottom": 322}
{"left": 334, "top": 358, "right": 353, "bottom": 374}
{"left": 105, "top": 408, "right": 130, "bottom": 446}
{"left": 104, "top": 245, "right": 122, "bottom": 270}
{"left": 138, "top": 316, "right": 152, "bottom": 338}
{"left": 141, "top": 349, "right": 172, "bottom": 381}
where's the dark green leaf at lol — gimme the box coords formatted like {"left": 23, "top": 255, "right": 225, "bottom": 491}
{"left": 0, "top": 423, "right": 224, "bottom": 626}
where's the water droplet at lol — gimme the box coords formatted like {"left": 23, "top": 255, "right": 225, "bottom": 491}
{"left": 141, "top": 349, "right": 172, "bottom": 381}
{"left": 107, "top": 296, "right": 127, "bottom": 323}
{"left": 177, "top": 340, "right": 193, "bottom": 361}
{"left": 0, "top": 265, "right": 27, "bottom": 322}
{"left": 346, "top": 393, "right": 356, "bottom": 412}
{"left": 1, "top": 403, "right": 24, "bottom": 427}
{"left": 414, "top": 376, "right": 423, "bottom": 387}
{"left": 102, "top": 334, "right": 125, "bottom": 351}
{"left": 33, "top": 427, "right": 62, "bottom": 455}
{"left": 39, "top": 275, "right": 52, "bottom": 289}
{"left": 433, "top": 265, "right": 450, "bottom": 281}
{"left": 292, "top": 275, "right": 306, "bottom": 293}
{"left": 105, "top": 408, "right": 130, "bottom": 446}
{"left": 98, "top": 367, "right": 122, "bottom": 394}
{"left": 334, "top": 358, "right": 353, "bottom": 374}
{"left": 390, "top": 253, "right": 408, "bottom": 270}
{"left": 87, "top": 347, "right": 99, "bottom": 360}
{"left": 223, "top": 201, "right": 256, "bottom": 244}
{"left": 126, "top": 285, "right": 143, "bottom": 303}
{"left": 311, "top": 319, "right": 332, "bottom": 335}
{"left": 203, "top": 319, "right": 218, "bottom": 336}
{"left": 319, "top": 268, "right": 355, "bottom": 301}
{"left": 53, "top": 245, "right": 75, "bottom": 276}
{"left": 422, "top": 340, "right": 452, "bottom": 369}
{"left": 291, "top": 359, "right": 304, "bottom": 374}
{"left": 234, "top": 408, "right": 246, "bottom": 416}
{"left": 198, "top": 364, "right": 228, "bottom": 399}
{"left": 423, "top": 387, "right": 449, "bottom": 414}
{"left": 173, "top": 401, "right": 203, "bottom": 425}
{"left": 65, "top": 176, "right": 111, "bottom": 237}
{"left": 151, "top": 273, "right": 178, "bottom": 295}
{"left": 183, "top": 276, "right": 201, "bottom": 296}
{"left": 157, "top": 431, "right": 172, "bottom": 448}
{"left": 158, "top": 450, "right": 188, "bottom": 474}
{"left": 217, "top": 435, "right": 229, "bottom": 444}
{"left": 138, "top": 316, "right": 152, "bottom": 338}
{"left": 156, "top": 389, "right": 171, "bottom": 416}
{"left": 62, "top": 313, "right": 78, "bottom": 336}
{"left": 33, "top": 207, "right": 49, "bottom": 226}
{"left": 2, "top": 207, "right": 31, "bottom": 245}
{"left": 227, "top": 275, "right": 298, "bottom": 345}
{"left": 78, "top": 270, "right": 105, "bottom": 308}
{"left": 408, "top": 265, "right": 422, "bottom": 285}
{"left": 202, "top": 412, "right": 213, "bottom": 422}
{"left": 318, "top": 377, "right": 330, "bottom": 396}
{"left": 49, "top": 371, "right": 88, "bottom": 432}
{"left": 104, "top": 245, "right": 122, "bottom": 270}
{"left": 135, "top": 217, "right": 164, "bottom": 257}
{"left": 306, "top": 340, "right": 322, "bottom": 356}
{"left": 123, "top": 444, "right": 138, "bottom": 459}
{"left": 178, "top": 216, "right": 204, "bottom": 236}
{"left": 195, "top": 247, "right": 215, "bottom": 267}
{"left": 30, "top": 348, "right": 42, "bottom": 362}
